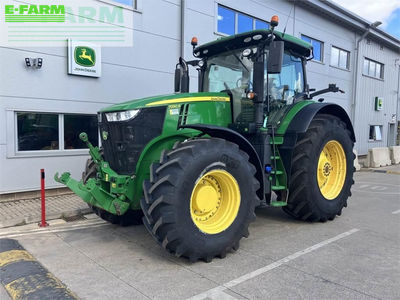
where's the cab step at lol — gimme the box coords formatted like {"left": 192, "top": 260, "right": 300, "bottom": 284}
{"left": 270, "top": 201, "right": 287, "bottom": 207}
{"left": 271, "top": 185, "right": 286, "bottom": 191}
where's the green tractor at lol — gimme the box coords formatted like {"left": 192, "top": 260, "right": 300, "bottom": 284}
{"left": 55, "top": 17, "right": 355, "bottom": 262}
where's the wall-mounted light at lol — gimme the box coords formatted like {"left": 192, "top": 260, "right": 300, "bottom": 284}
{"left": 25, "top": 58, "right": 43, "bottom": 69}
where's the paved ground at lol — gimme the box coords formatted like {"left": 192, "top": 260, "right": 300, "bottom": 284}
{"left": 0, "top": 170, "right": 399, "bottom": 300}
{"left": 0, "top": 194, "right": 90, "bottom": 228}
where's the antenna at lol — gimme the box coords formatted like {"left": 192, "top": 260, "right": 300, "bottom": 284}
{"left": 282, "top": 1, "right": 295, "bottom": 37}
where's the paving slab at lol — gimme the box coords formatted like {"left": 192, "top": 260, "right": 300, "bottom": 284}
{"left": 0, "top": 171, "right": 398, "bottom": 300}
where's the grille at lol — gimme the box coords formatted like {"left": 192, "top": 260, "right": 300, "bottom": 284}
{"left": 100, "top": 106, "right": 166, "bottom": 175}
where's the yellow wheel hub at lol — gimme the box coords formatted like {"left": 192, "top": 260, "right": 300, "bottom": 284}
{"left": 317, "top": 140, "right": 347, "bottom": 200}
{"left": 190, "top": 170, "right": 240, "bottom": 234}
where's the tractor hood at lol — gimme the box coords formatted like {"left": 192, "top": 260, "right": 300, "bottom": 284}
{"left": 101, "top": 92, "right": 230, "bottom": 112}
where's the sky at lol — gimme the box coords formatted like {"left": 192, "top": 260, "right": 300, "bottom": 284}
{"left": 332, "top": 0, "right": 400, "bottom": 39}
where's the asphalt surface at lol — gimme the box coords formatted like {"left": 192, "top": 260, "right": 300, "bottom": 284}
{"left": 0, "top": 171, "right": 399, "bottom": 300}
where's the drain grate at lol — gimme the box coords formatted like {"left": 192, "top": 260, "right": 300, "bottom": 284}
{"left": 62, "top": 214, "right": 85, "bottom": 222}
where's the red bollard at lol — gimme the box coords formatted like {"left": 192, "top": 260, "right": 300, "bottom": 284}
{"left": 38, "top": 169, "right": 49, "bottom": 227}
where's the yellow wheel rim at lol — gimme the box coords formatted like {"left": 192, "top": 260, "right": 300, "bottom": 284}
{"left": 190, "top": 169, "right": 240, "bottom": 234}
{"left": 317, "top": 140, "right": 347, "bottom": 200}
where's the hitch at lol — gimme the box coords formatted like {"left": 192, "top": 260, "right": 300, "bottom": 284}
{"left": 54, "top": 132, "right": 134, "bottom": 216}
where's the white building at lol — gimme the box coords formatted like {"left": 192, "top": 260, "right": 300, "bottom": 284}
{"left": 0, "top": 0, "right": 399, "bottom": 198}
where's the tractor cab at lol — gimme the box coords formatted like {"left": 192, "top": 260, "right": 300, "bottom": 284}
{"left": 175, "top": 16, "right": 313, "bottom": 134}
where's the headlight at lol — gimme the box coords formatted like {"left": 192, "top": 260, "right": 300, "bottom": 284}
{"left": 105, "top": 109, "right": 140, "bottom": 122}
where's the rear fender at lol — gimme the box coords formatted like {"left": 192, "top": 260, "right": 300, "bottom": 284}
{"left": 279, "top": 103, "right": 355, "bottom": 185}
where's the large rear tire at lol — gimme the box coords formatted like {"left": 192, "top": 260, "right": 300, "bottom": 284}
{"left": 140, "top": 138, "right": 259, "bottom": 262}
{"left": 282, "top": 114, "right": 355, "bottom": 222}
{"left": 83, "top": 157, "right": 142, "bottom": 226}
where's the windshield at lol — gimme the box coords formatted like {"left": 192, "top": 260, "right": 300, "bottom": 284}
{"left": 203, "top": 47, "right": 254, "bottom": 95}
{"left": 203, "top": 47, "right": 255, "bottom": 122}
{"left": 203, "top": 47, "right": 305, "bottom": 121}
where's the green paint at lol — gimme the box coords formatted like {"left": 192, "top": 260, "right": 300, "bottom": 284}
{"left": 56, "top": 100, "right": 232, "bottom": 212}
{"left": 74, "top": 46, "right": 96, "bottom": 67}
{"left": 275, "top": 101, "right": 313, "bottom": 135}
{"left": 101, "top": 92, "right": 230, "bottom": 112}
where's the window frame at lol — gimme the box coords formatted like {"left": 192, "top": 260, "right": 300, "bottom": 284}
{"left": 363, "top": 57, "right": 384, "bottom": 80}
{"left": 97, "top": 0, "right": 141, "bottom": 12}
{"left": 330, "top": 45, "right": 350, "bottom": 70}
{"left": 215, "top": 4, "right": 269, "bottom": 36}
{"left": 8, "top": 110, "right": 100, "bottom": 158}
{"left": 300, "top": 34, "right": 324, "bottom": 63}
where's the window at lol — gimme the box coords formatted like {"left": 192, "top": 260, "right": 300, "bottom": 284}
{"left": 301, "top": 35, "right": 323, "bottom": 62}
{"left": 331, "top": 46, "right": 350, "bottom": 70}
{"left": 100, "top": 0, "right": 137, "bottom": 9}
{"left": 363, "top": 58, "right": 384, "bottom": 79}
{"left": 64, "top": 115, "right": 99, "bottom": 150}
{"left": 16, "top": 112, "right": 98, "bottom": 152}
{"left": 17, "top": 113, "right": 59, "bottom": 151}
{"left": 217, "top": 5, "right": 269, "bottom": 35}
{"left": 369, "top": 125, "right": 383, "bottom": 141}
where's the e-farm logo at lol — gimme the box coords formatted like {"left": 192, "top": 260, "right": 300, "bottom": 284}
{"left": 74, "top": 46, "right": 96, "bottom": 67}
{"left": 5, "top": 4, "right": 66, "bottom": 22}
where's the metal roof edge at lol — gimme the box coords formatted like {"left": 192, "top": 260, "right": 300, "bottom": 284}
{"left": 294, "top": 0, "right": 400, "bottom": 50}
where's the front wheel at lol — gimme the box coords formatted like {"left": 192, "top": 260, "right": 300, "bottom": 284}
{"left": 140, "top": 138, "right": 260, "bottom": 262}
{"left": 282, "top": 114, "right": 355, "bottom": 222}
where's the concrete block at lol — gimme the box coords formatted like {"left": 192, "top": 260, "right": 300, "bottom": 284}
{"left": 389, "top": 146, "right": 400, "bottom": 164}
{"left": 367, "top": 147, "right": 392, "bottom": 168}
{"left": 353, "top": 149, "right": 361, "bottom": 171}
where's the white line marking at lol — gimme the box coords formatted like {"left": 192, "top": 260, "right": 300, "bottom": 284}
{"left": 356, "top": 181, "right": 400, "bottom": 188}
{"left": 351, "top": 189, "right": 399, "bottom": 195}
{"left": 371, "top": 186, "right": 387, "bottom": 191}
{"left": 392, "top": 209, "right": 400, "bottom": 215}
{"left": 188, "top": 228, "right": 360, "bottom": 300}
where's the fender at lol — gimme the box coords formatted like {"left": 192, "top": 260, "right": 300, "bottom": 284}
{"left": 279, "top": 102, "right": 355, "bottom": 185}
{"left": 181, "top": 124, "right": 265, "bottom": 202}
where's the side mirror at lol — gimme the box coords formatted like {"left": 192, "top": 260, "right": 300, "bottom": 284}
{"left": 267, "top": 41, "right": 284, "bottom": 74}
{"left": 174, "top": 67, "right": 181, "bottom": 92}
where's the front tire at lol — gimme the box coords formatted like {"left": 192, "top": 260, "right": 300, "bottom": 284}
{"left": 282, "top": 114, "right": 355, "bottom": 222}
{"left": 140, "top": 138, "right": 259, "bottom": 262}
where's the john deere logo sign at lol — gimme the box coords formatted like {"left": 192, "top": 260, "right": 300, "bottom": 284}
{"left": 68, "top": 40, "right": 101, "bottom": 78}
{"left": 75, "top": 47, "right": 96, "bottom": 67}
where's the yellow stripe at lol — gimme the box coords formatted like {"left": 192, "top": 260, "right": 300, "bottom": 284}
{"left": 5, "top": 273, "right": 78, "bottom": 299}
{"left": 146, "top": 96, "right": 230, "bottom": 106}
{"left": 0, "top": 250, "right": 35, "bottom": 267}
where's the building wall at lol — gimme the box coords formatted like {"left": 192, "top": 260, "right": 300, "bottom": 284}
{"left": 354, "top": 38, "right": 400, "bottom": 154}
{"left": 0, "top": 0, "right": 181, "bottom": 193}
{"left": 0, "top": 0, "right": 399, "bottom": 193}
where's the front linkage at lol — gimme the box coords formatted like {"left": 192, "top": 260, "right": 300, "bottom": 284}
{"left": 54, "top": 132, "right": 135, "bottom": 216}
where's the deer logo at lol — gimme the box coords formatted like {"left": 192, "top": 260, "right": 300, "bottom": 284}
{"left": 74, "top": 46, "right": 96, "bottom": 67}
{"left": 79, "top": 49, "right": 94, "bottom": 64}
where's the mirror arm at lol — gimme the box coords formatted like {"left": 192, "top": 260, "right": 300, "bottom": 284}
{"left": 309, "top": 84, "right": 344, "bottom": 99}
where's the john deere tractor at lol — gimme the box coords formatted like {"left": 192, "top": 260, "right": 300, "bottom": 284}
{"left": 55, "top": 16, "right": 355, "bottom": 262}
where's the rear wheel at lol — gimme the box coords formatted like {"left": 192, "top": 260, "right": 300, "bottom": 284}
{"left": 83, "top": 157, "right": 142, "bottom": 226}
{"left": 140, "top": 138, "right": 259, "bottom": 262}
{"left": 282, "top": 114, "right": 355, "bottom": 222}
